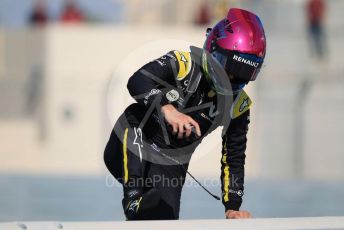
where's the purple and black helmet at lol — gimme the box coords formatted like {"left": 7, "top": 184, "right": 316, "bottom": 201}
{"left": 203, "top": 8, "right": 266, "bottom": 94}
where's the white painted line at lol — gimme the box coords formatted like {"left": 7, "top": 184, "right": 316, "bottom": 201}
{"left": 1, "top": 217, "right": 344, "bottom": 230}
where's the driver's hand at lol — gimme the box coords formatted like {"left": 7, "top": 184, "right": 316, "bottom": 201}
{"left": 225, "top": 210, "right": 252, "bottom": 219}
{"left": 161, "top": 104, "right": 201, "bottom": 139}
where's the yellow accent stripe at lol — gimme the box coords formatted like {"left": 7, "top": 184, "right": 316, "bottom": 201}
{"left": 123, "top": 128, "right": 129, "bottom": 184}
{"left": 222, "top": 137, "right": 230, "bottom": 202}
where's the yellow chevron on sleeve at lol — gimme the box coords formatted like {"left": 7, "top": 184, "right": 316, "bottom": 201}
{"left": 230, "top": 90, "right": 252, "bottom": 119}
{"left": 173, "top": 51, "right": 192, "bottom": 80}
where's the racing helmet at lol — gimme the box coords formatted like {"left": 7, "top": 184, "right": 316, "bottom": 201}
{"left": 203, "top": 8, "right": 266, "bottom": 94}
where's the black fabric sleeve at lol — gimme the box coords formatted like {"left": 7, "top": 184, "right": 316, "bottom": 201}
{"left": 220, "top": 110, "right": 250, "bottom": 211}
{"left": 127, "top": 51, "right": 179, "bottom": 108}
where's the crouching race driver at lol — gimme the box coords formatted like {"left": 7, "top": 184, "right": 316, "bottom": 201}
{"left": 104, "top": 8, "right": 266, "bottom": 220}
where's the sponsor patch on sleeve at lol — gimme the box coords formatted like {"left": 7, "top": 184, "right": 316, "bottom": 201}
{"left": 230, "top": 90, "right": 252, "bottom": 119}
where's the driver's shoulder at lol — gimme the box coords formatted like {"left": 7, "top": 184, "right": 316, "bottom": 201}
{"left": 230, "top": 90, "right": 252, "bottom": 119}
{"left": 169, "top": 50, "right": 193, "bottom": 80}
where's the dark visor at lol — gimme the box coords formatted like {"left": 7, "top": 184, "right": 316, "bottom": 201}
{"left": 202, "top": 49, "right": 233, "bottom": 95}
{"left": 212, "top": 49, "right": 264, "bottom": 82}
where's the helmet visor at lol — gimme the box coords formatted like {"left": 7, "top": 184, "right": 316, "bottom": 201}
{"left": 202, "top": 49, "right": 233, "bottom": 95}
{"left": 213, "top": 49, "right": 264, "bottom": 82}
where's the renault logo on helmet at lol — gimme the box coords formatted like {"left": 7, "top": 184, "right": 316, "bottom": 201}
{"left": 233, "top": 55, "right": 259, "bottom": 68}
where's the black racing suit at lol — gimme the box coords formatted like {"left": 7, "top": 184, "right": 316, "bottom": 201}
{"left": 104, "top": 47, "right": 251, "bottom": 220}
